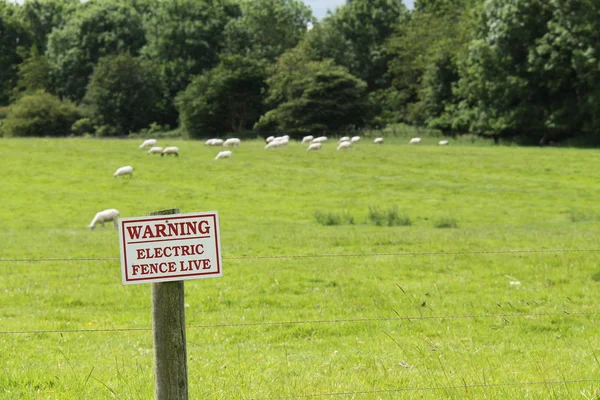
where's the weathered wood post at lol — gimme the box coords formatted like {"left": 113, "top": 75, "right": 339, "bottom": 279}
{"left": 148, "top": 208, "right": 188, "bottom": 400}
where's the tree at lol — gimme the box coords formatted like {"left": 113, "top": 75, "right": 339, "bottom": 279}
{"left": 177, "top": 55, "right": 267, "bottom": 138}
{"left": 12, "top": 45, "right": 51, "bottom": 99}
{"left": 255, "top": 51, "right": 369, "bottom": 137}
{"left": 17, "top": 0, "right": 79, "bottom": 52}
{"left": 0, "top": 1, "right": 31, "bottom": 105}
{"left": 385, "top": 0, "right": 474, "bottom": 126}
{"left": 223, "top": 0, "right": 314, "bottom": 62}
{"left": 142, "top": 0, "right": 241, "bottom": 126}
{"left": 451, "top": 0, "right": 600, "bottom": 141}
{"left": 326, "top": 0, "right": 406, "bottom": 90}
{"left": 46, "top": 0, "right": 146, "bottom": 102}
{"left": 84, "top": 53, "right": 164, "bottom": 136}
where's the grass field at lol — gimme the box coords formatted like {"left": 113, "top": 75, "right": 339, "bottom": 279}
{"left": 1, "top": 136, "right": 599, "bottom": 399}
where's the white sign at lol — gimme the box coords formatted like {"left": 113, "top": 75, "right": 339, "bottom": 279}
{"left": 118, "top": 211, "right": 222, "bottom": 285}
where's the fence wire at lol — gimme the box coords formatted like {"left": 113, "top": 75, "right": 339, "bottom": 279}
{"left": 1, "top": 247, "right": 600, "bottom": 263}
{"left": 0, "top": 311, "right": 595, "bottom": 335}
{"left": 244, "top": 379, "right": 599, "bottom": 399}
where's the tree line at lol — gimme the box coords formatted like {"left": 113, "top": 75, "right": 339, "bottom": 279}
{"left": 1, "top": 0, "right": 599, "bottom": 144}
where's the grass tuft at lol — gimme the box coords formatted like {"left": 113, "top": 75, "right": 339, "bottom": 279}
{"left": 433, "top": 216, "right": 458, "bottom": 228}
{"left": 568, "top": 209, "right": 597, "bottom": 223}
{"left": 368, "top": 205, "right": 411, "bottom": 226}
{"left": 314, "top": 210, "right": 355, "bottom": 226}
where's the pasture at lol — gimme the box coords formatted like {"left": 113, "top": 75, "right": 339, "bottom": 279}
{"left": 1, "top": 137, "right": 599, "bottom": 399}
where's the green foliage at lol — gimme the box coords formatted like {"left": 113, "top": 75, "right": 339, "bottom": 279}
{"left": 17, "top": 0, "right": 79, "bottom": 52}
{"left": 84, "top": 53, "right": 164, "bottom": 136}
{"left": 0, "top": 1, "right": 31, "bottom": 105}
{"left": 12, "top": 45, "right": 51, "bottom": 100}
{"left": 46, "top": 0, "right": 146, "bottom": 102}
{"left": 368, "top": 205, "right": 411, "bottom": 226}
{"left": 385, "top": 1, "right": 473, "bottom": 126}
{"left": 327, "top": 0, "right": 407, "bottom": 90}
{"left": 70, "top": 117, "right": 93, "bottom": 136}
{"left": 177, "top": 55, "right": 267, "bottom": 138}
{"left": 452, "top": 0, "right": 600, "bottom": 141}
{"left": 142, "top": 0, "right": 241, "bottom": 125}
{"left": 223, "top": 0, "right": 314, "bottom": 62}
{"left": 256, "top": 54, "right": 369, "bottom": 137}
{"left": 314, "top": 210, "right": 355, "bottom": 226}
{"left": 1, "top": 90, "right": 81, "bottom": 137}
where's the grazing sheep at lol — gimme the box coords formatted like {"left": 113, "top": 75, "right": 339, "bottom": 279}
{"left": 265, "top": 136, "right": 275, "bottom": 143}
{"left": 307, "top": 142, "right": 322, "bottom": 152}
{"left": 139, "top": 139, "right": 157, "bottom": 149}
{"left": 409, "top": 137, "right": 422, "bottom": 144}
{"left": 265, "top": 138, "right": 287, "bottom": 149}
{"left": 161, "top": 146, "right": 179, "bottom": 157}
{"left": 214, "top": 150, "right": 232, "bottom": 160}
{"left": 147, "top": 146, "right": 163, "bottom": 155}
{"left": 311, "top": 136, "right": 328, "bottom": 144}
{"left": 113, "top": 165, "right": 133, "bottom": 178}
{"left": 205, "top": 138, "right": 224, "bottom": 146}
{"left": 337, "top": 141, "right": 352, "bottom": 151}
{"left": 438, "top": 140, "right": 449, "bottom": 146}
{"left": 350, "top": 136, "right": 361, "bottom": 143}
{"left": 89, "top": 208, "right": 119, "bottom": 230}
{"left": 373, "top": 137, "right": 384, "bottom": 144}
{"left": 302, "top": 135, "right": 314, "bottom": 144}
{"left": 339, "top": 136, "right": 350, "bottom": 142}
{"left": 223, "top": 138, "right": 241, "bottom": 147}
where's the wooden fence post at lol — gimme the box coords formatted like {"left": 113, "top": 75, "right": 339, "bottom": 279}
{"left": 148, "top": 208, "right": 188, "bottom": 400}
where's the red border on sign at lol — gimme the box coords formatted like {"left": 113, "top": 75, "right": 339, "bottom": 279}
{"left": 121, "top": 213, "right": 221, "bottom": 283}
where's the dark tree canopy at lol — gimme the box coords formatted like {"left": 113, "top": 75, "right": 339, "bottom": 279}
{"left": 84, "top": 53, "right": 164, "bottom": 136}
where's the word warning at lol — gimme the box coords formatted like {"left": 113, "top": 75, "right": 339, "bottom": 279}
{"left": 118, "top": 211, "right": 222, "bottom": 285}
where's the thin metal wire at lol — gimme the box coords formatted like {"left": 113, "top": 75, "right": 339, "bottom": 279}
{"left": 0, "top": 311, "right": 595, "bottom": 335}
{"left": 244, "top": 379, "right": 599, "bottom": 399}
{"left": 1, "top": 248, "right": 600, "bottom": 263}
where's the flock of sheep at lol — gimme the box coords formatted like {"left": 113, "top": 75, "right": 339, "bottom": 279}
{"left": 88, "top": 135, "right": 449, "bottom": 229}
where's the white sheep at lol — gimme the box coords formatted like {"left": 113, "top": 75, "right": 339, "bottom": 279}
{"left": 223, "top": 138, "right": 241, "bottom": 147}
{"left": 307, "top": 142, "right": 322, "bottom": 152}
{"left": 350, "top": 136, "right": 361, "bottom": 143}
{"left": 113, "top": 165, "right": 133, "bottom": 178}
{"left": 265, "top": 136, "right": 275, "bottom": 143}
{"left": 302, "top": 135, "right": 314, "bottom": 144}
{"left": 373, "top": 137, "right": 384, "bottom": 144}
{"left": 439, "top": 140, "right": 449, "bottom": 146}
{"left": 409, "top": 137, "right": 422, "bottom": 144}
{"left": 161, "top": 146, "right": 180, "bottom": 157}
{"left": 139, "top": 139, "right": 157, "bottom": 149}
{"left": 311, "top": 136, "right": 328, "bottom": 144}
{"left": 205, "top": 138, "right": 223, "bottom": 146}
{"left": 339, "top": 136, "right": 350, "bottom": 142}
{"left": 89, "top": 208, "right": 120, "bottom": 230}
{"left": 337, "top": 141, "right": 352, "bottom": 151}
{"left": 147, "top": 146, "right": 163, "bottom": 155}
{"left": 265, "top": 139, "right": 286, "bottom": 149}
{"left": 214, "top": 150, "right": 232, "bottom": 160}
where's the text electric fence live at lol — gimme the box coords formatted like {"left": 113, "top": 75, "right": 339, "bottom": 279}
{"left": 118, "top": 212, "right": 222, "bottom": 285}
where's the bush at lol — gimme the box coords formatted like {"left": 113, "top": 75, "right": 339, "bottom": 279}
{"left": 1, "top": 91, "right": 82, "bottom": 137}
{"left": 71, "top": 118, "right": 94, "bottom": 136}
{"left": 368, "top": 205, "right": 411, "bottom": 226}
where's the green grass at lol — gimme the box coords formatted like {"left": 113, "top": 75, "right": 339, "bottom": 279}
{"left": 1, "top": 137, "right": 599, "bottom": 399}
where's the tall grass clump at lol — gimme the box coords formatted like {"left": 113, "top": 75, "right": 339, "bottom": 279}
{"left": 568, "top": 209, "right": 597, "bottom": 223}
{"left": 434, "top": 216, "right": 458, "bottom": 228}
{"left": 314, "top": 210, "right": 355, "bottom": 226}
{"left": 368, "top": 205, "right": 411, "bottom": 226}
